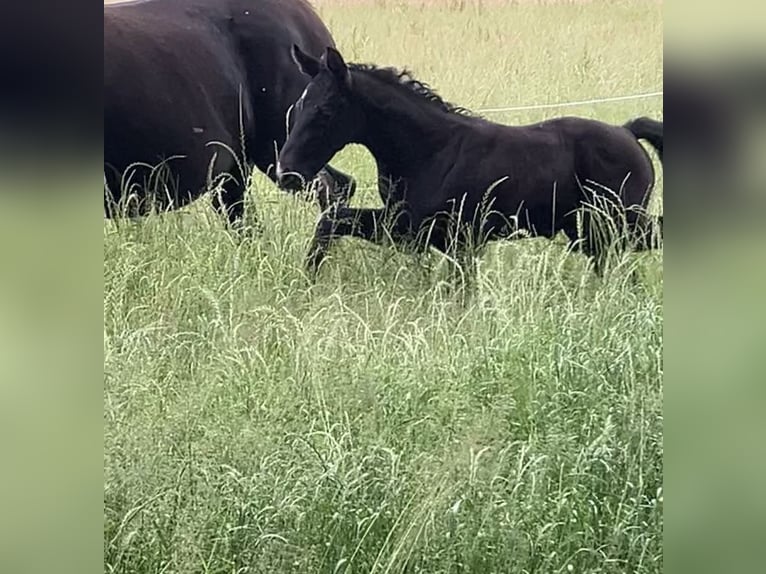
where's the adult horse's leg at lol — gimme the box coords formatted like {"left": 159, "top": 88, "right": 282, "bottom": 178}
{"left": 211, "top": 179, "right": 244, "bottom": 224}
{"left": 311, "top": 169, "right": 342, "bottom": 212}
{"left": 255, "top": 144, "right": 356, "bottom": 210}
{"left": 314, "top": 164, "right": 357, "bottom": 211}
{"left": 103, "top": 165, "right": 156, "bottom": 220}
{"left": 104, "top": 173, "right": 119, "bottom": 219}
{"left": 211, "top": 175, "right": 251, "bottom": 232}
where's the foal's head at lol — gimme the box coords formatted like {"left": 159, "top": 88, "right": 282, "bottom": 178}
{"left": 276, "top": 45, "right": 362, "bottom": 192}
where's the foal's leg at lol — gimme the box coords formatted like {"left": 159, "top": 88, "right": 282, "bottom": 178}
{"left": 307, "top": 206, "right": 384, "bottom": 275}
{"left": 307, "top": 206, "right": 411, "bottom": 276}
{"left": 424, "top": 221, "right": 478, "bottom": 298}
{"left": 446, "top": 246, "right": 478, "bottom": 304}
{"left": 562, "top": 213, "right": 615, "bottom": 278}
{"left": 561, "top": 222, "right": 604, "bottom": 282}
{"left": 631, "top": 215, "right": 663, "bottom": 285}
{"left": 448, "top": 238, "right": 482, "bottom": 301}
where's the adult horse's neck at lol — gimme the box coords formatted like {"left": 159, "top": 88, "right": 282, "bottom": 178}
{"left": 351, "top": 73, "right": 457, "bottom": 177}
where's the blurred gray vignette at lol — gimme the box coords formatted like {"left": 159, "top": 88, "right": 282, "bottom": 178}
{"left": 666, "top": 1, "right": 766, "bottom": 573}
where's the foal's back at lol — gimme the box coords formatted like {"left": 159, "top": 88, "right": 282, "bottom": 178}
{"left": 447, "top": 115, "right": 653, "bottom": 204}
{"left": 571, "top": 116, "right": 655, "bottom": 211}
{"left": 496, "top": 116, "right": 655, "bottom": 205}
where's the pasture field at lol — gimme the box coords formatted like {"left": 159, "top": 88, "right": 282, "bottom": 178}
{"left": 103, "top": 1, "right": 663, "bottom": 573}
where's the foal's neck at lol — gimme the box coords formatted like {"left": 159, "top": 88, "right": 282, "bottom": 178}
{"left": 354, "top": 78, "right": 456, "bottom": 176}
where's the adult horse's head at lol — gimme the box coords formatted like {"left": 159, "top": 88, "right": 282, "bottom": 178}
{"left": 277, "top": 45, "right": 361, "bottom": 192}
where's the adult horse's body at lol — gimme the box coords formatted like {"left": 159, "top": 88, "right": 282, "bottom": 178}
{"left": 104, "top": 0, "right": 354, "bottom": 225}
{"left": 277, "top": 46, "right": 663, "bottom": 276}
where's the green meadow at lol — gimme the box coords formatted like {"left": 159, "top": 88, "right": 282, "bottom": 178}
{"left": 104, "top": 1, "right": 663, "bottom": 572}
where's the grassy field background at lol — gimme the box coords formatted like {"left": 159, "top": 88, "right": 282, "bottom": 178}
{"left": 104, "top": 1, "right": 663, "bottom": 572}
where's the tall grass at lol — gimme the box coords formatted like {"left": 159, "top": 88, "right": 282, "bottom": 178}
{"left": 104, "top": 1, "right": 663, "bottom": 573}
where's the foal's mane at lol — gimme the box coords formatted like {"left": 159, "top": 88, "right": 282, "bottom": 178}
{"left": 349, "top": 63, "right": 474, "bottom": 117}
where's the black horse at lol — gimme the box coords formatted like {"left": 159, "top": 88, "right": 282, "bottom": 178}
{"left": 104, "top": 0, "right": 355, "bottom": 226}
{"left": 277, "top": 46, "right": 663, "bottom": 277}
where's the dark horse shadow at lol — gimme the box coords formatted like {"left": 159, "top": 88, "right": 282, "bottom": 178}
{"left": 104, "top": 0, "right": 356, "bottom": 231}
{"left": 276, "top": 45, "right": 663, "bottom": 284}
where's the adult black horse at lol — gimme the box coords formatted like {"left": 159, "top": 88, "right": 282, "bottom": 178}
{"left": 104, "top": 0, "right": 355, "bottom": 226}
{"left": 277, "top": 46, "right": 663, "bottom": 277}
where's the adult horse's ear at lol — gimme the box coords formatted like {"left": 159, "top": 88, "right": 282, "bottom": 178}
{"left": 291, "top": 44, "right": 320, "bottom": 78}
{"left": 323, "top": 47, "right": 351, "bottom": 88}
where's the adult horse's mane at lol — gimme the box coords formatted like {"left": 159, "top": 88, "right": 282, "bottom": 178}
{"left": 349, "top": 63, "right": 475, "bottom": 117}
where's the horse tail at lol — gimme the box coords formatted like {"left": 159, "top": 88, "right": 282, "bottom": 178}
{"left": 625, "top": 118, "right": 664, "bottom": 248}
{"left": 624, "top": 116, "right": 663, "bottom": 163}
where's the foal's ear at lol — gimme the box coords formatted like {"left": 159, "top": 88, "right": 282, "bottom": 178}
{"left": 291, "top": 44, "right": 320, "bottom": 78}
{"left": 323, "top": 47, "right": 351, "bottom": 88}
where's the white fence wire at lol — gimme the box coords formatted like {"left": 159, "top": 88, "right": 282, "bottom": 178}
{"left": 475, "top": 90, "right": 663, "bottom": 114}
